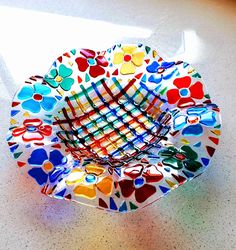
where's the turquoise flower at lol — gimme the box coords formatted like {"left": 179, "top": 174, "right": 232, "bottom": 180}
{"left": 44, "top": 64, "right": 74, "bottom": 91}
{"left": 17, "top": 83, "right": 57, "bottom": 113}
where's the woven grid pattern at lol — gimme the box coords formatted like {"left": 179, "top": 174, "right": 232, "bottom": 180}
{"left": 54, "top": 78, "right": 170, "bottom": 164}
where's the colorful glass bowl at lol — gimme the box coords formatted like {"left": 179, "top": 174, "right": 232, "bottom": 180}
{"left": 6, "top": 44, "right": 221, "bottom": 212}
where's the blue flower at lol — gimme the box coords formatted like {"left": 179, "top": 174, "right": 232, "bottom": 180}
{"left": 146, "top": 61, "right": 177, "bottom": 84}
{"left": 17, "top": 83, "right": 57, "bottom": 113}
{"left": 28, "top": 148, "right": 69, "bottom": 186}
{"left": 173, "top": 107, "right": 217, "bottom": 136}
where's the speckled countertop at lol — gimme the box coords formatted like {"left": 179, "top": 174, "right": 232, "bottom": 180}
{"left": 0, "top": 0, "right": 236, "bottom": 249}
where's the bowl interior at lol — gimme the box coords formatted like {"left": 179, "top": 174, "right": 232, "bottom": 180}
{"left": 53, "top": 77, "right": 170, "bottom": 166}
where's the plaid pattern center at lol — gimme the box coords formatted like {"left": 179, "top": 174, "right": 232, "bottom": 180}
{"left": 54, "top": 78, "right": 170, "bottom": 164}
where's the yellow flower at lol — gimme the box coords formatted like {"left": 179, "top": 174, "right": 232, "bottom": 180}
{"left": 113, "top": 46, "right": 145, "bottom": 75}
{"left": 65, "top": 164, "right": 113, "bottom": 199}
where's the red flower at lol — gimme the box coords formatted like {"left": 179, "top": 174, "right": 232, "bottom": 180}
{"left": 166, "top": 76, "right": 204, "bottom": 108}
{"left": 75, "top": 49, "right": 108, "bottom": 78}
{"left": 12, "top": 118, "right": 52, "bottom": 142}
{"left": 118, "top": 164, "right": 163, "bottom": 203}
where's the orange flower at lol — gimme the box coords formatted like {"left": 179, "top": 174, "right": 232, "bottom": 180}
{"left": 65, "top": 164, "right": 113, "bottom": 199}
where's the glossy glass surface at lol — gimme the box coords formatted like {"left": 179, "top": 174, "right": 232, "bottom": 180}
{"left": 6, "top": 44, "right": 221, "bottom": 212}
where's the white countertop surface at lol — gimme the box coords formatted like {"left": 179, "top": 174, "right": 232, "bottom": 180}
{"left": 0, "top": 0, "right": 235, "bottom": 249}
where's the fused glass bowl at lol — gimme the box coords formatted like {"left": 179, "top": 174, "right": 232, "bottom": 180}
{"left": 7, "top": 44, "right": 221, "bottom": 212}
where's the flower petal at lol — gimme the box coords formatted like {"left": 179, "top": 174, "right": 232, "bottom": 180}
{"left": 17, "top": 86, "right": 34, "bottom": 100}
{"left": 75, "top": 57, "right": 89, "bottom": 72}
{"left": 122, "top": 46, "right": 137, "bottom": 54}
{"left": 200, "top": 111, "right": 217, "bottom": 127}
{"left": 24, "top": 118, "right": 42, "bottom": 127}
{"left": 181, "top": 145, "right": 198, "bottom": 160}
{"left": 132, "top": 52, "right": 145, "bottom": 66}
{"left": 183, "top": 159, "right": 202, "bottom": 172}
{"left": 60, "top": 78, "right": 74, "bottom": 91}
{"left": 34, "top": 83, "right": 51, "bottom": 95}
{"left": 146, "top": 61, "right": 160, "bottom": 73}
{"left": 80, "top": 49, "right": 96, "bottom": 58}
{"left": 113, "top": 52, "right": 124, "bottom": 64}
{"left": 49, "top": 150, "right": 67, "bottom": 167}
{"left": 58, "top": 64, "right": 73, "bottom": 78}
{"left": 89, "top": 65, "right": 105, "bottom": 78}
{"left": 173, "top": 115, "right": 187, "bottom": 130}
{"left": 166, "top": 89, "right": 180, "bottom": 104}
{"left": 163, "top": 68, "right": 177, "bottom": 80}
{"left": 96, "top": 56, "right": 109, "bottom": 67}
{"left": 161, "top": 61, "right": 175, "bottom": 69}
{"left": 38, "top": 125, "right": 52, "bottom": 136}
{"left": 12, "top": 127, "right": 26, "bottom": 137}
{"left": 148, "top": 74, "right": 162, "bottom": 84}
{"left": 28, "top": 167, "right": 48, "bottom": 186}
{"left": 120, "top": 62, "right": 135, "bottom": 75}
{"left": 85, "top": 164, "right": 106, "bottom": 175}
{"left": 73, "top": 184, "right": 96, "bottom": 199}
{"left": 177, "top": 97, "right": 195, "bottom": 108}
{"left": 135, "top": 184, "right": 156, "bottom": 203}
{"left": 158, "top": 147, "right": 178, "bottom": 157}
{"left": 96, "top": 176, "right": 113, "bottom": 196}
{"left": 22, "top": 99, "right": 41, "bottom": 113}
{"left": 28, "top": 148, "right": 48, "bottom": 166}
{"left": 173, "top": 76, "right": 191, "bottom": 89}
{"left": 44, "top": 77, "right": 59, "bottom": 88}
{"left": 49, "top": 167, "right": 67, "bottom": 182}
{"left": 182, "top": 124, "right": 203, "bottom": 136}
{"left": 22, "top": 131, "right": 44, "bottom": 142}
{"left": 118, "top": 179, "right": 135, "bottom": 198}
{"left": 187, "top": 107, "right": 207, "bottom": 115}
{"left": 124, "top": 164, "right": 143, "bottom": 179}
{"left": 49, "top": 68, "right": 58, "bottom": 78}
{"left": 189, "top": 81, "right": 204, "bottom": 99}
{"left": 162, "top": 157, "right": 183, "bottom": 169}
{"left": 40, "top": 96, "right": 57, "bottom": 111}
{"left": 66, "top": 169, "right": 85, "bottom": 185}
{"left": 142, "top": 165, "right": 163, "bottom": 183}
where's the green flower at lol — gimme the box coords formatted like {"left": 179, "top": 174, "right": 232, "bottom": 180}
{"left": 158, "top": 145, "right": 202, "bottom": 172}
{"left": 44, "top": 64, "right": 74, "bottom": 91}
